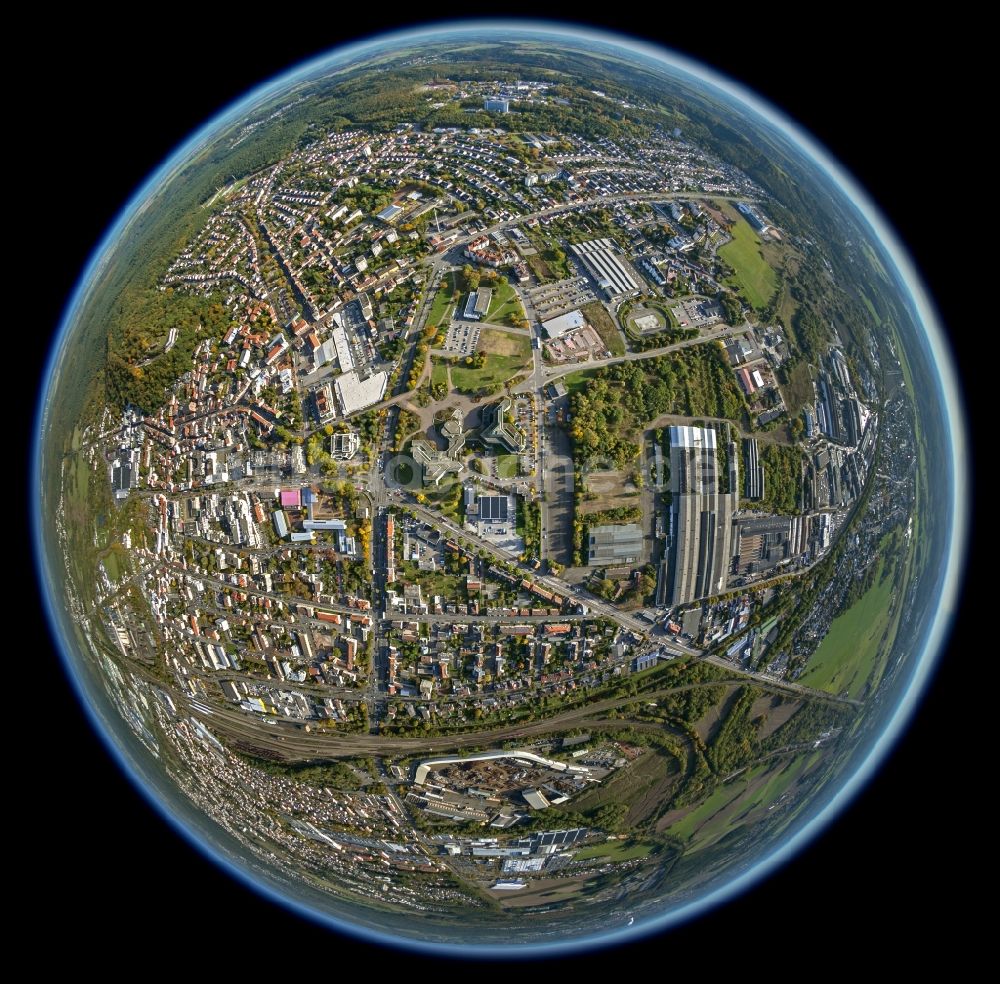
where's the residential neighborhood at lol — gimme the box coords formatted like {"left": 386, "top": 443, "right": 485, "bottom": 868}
{"left": 57, "top": 57, "right": 924, "bottom": 930}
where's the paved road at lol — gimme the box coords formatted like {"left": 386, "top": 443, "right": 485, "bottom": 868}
{"left": 512, "top": 321, "right": 750, "bottom": 393}
{"left": 394, "top": 499, "right": 860, "bottom": 707}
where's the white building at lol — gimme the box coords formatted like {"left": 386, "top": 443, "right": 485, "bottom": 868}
{"left": 334, "top": 370, "right": 388, "bottom": 415}
{"left": 541, "top": 309, "right": 586, "bottom": 339}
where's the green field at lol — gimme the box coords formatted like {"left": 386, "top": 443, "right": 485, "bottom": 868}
{"left": 398, "top": 562, "right": 464, "bottom": 597}
{"left": 740, "top": 751, "right": 821, "bottom": 812}
{"left": 562, "top": 368, "right": 598, "bottom": 395}
{"left": 782, "top": 360, "right": 813, "bottom": 414}
{"left": 798, "top": 560, "right": 894, "bottom": 698}
{"left": 486, "top": 282, "right": 525, "bottom": 325}
{"left": 719, "top": 216, "right": 777, "bottom": 310}
{"left": 100, "top": 547, "right": 125, "bottom": 584}
{"left": 430, "top": 359, "right": 450, "bottom": 389}
{"left": 450, "top": 330, "right": 531, "bottom": 392}
{"left": 666, "top": 775, "right": 749, "bottom": 844}
{"left": 451, "top": 354, "right": 527, "bottom": 392}
{"left": 665, "top": 753, "right": 818, "bottom": 851}
{"left": 497, "top": 453, "right": 519, "bottom": 478}
{"left": 426, "top": 272, "right": 457, "bottom": 328}
{"left": 581, "top": 301, "right": 625, "bottom": 356}
{"left": 573, "top": 840, "right": 654, "bottom": 862}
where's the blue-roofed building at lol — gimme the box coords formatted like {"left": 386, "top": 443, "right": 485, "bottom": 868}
{"left": 633, "top": 652, "right": 659, "bottom": 672}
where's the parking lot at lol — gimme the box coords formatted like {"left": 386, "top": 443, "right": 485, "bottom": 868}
{"left": 473, "top": 520, "right": 524, "bottom": 555}
{"left": 670, "top": 298, "right": 722, "bottom": 329}
{"left": 526, "top": 276, "right": 596, "bottom": 321}
{"left": 443, "top": 319, "right": 482, "bottom": 355}
{"left": 341, "top": 299, "right": 376, "bottom": 373}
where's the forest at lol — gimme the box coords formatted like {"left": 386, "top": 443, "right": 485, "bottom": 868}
{"left": 567, "top": 344, "right": 747, "bottom": 469}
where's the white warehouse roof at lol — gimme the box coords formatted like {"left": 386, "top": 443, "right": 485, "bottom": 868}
{"left": 541, "top": 309, "right": 586, "bottom": 338}
{"left": 334, "top": 370, "right": 387, "bottom": 415}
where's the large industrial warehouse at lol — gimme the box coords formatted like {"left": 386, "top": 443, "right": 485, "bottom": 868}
{"left": 570, "top": 238, "right": 641, "bottom": 300}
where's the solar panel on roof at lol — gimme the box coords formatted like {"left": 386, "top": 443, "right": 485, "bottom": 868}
{"left": 478, "top": 495, "right": 508, "bottom": 521}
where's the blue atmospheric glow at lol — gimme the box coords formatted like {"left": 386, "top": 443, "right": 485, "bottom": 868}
{"left": 33, "top": 19, "right": 967, "bottom": 957}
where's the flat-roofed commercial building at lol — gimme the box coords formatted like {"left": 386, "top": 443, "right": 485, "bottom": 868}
{"left": 377, "top": 203, "right": 403, "bottom": 222}
{"left": 541, "top": 309, "right": 585, "bottom": 339}
{"left": 464, "top": 288, "right": 493, "bottom": 321}
{"left": 334, "top": 369, "right": 387, "bottom": 415}
{"left": 744, "top": 438, "right": 764, "bottom": 500}
{"left": 587, "top": 523, "right": 643, "bottom": 566}
{"left": 477, "top": 495, "right": 509, "bottom": 523}
{"left": 331, "top": 324, "right": 354, "bottom": 374}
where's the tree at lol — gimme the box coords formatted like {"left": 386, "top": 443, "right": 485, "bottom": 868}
{"left": 458, "top": 264, "right": 480, "bottom": 293}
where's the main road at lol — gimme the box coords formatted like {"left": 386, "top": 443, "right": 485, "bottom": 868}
{"left": 396, "top": 500, "right": 859, "bottom": 707}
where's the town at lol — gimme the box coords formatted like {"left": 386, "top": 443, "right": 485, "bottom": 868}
{"left": 64, "top": 71, "right": 919, "bottom": 920}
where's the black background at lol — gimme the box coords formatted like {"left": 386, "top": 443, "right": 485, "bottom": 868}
{"left": 28, "top": 12, "right": 975, "bottom": 967}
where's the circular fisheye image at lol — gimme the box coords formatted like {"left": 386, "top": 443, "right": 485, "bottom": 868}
{"left": 34, "top": 20, "right": 966, "bottom": 956}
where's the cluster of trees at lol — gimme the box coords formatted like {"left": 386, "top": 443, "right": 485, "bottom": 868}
{"left": 457, "top": 264, "right": 480, "bottom": 294}
{"left": 379, "top": 335, "right": 407, "bottom": 362}
{"left": 718, "top": 293, "right": 744, "bottom": 326}
{"left": 106, "top": 291, "right": 232, "bottom": 412}
{"left": 758, "top": 443, "right": 802, "bottom": 515}
{"left": 705, "top": 687, "right": 764, "bottom": 775}
{"left": 520, "top": 499, "right": 541, "bottom": 559}
{"left": 583, "top": 505, "right": 642, "bottom": 526}
{"left": 395, "top": 408, "right": 420, "bottom": 448}
{"left": 567, "top": 346, "right": 747, "bottom": 470}
{"left": 429, "top": 374, "right": 449, "bottom": 401}
{"left": 759, "top": 699, "right": 854, "bottom": 754}
{"left": 354, "top": 407, "right": 385, "bottom": 451}
{"left": 628, "top": 326, "right": 699, "bottom": 351}
{"left": 590, "top": 564, "right": 656, "bottom": 607}
{"left": 305, "top": 432, "right": 330, "bottom": 469}
{"left": 407, "top": 339, "right": 430, "bottom": 390}
{"left": 235, "top": 752, "right": 363, "bottom": 788}
{"left": 658, "top": 684, "right": 727, "bottom": 725}
{"left": 319, "top": 479, "right": 359, "bottom": 517}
